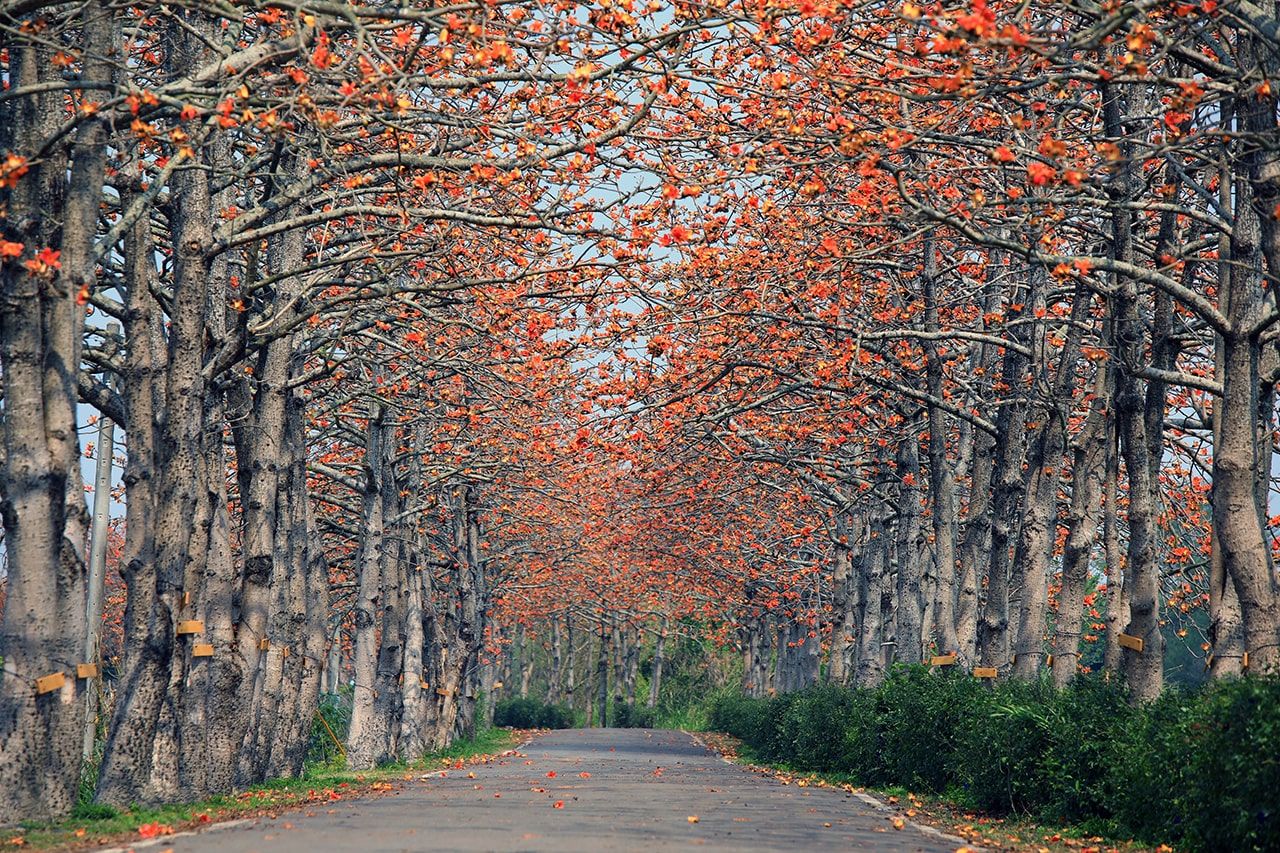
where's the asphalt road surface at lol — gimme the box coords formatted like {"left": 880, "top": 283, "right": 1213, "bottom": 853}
{"left": 118, "top": 728, "right": 963, "bottom": 852}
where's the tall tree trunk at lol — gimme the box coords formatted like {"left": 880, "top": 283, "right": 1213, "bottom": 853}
{"left": 346, "top": 405, "right": 388, "bottom": 769}
{"left": 0, "top": 1, "right": 114, "bottom": 821}
{"left": 648, "top": 618, "right": 668, "bottom": 709}
{"left": 1101, "top": 419, "right": 1129, "bottom": 678}
{"left": 856, "top": 507, "right": 890, "bottom": 687}
{"left": 1100, "top": 78, "right": 1163, "bottom": 699}
{"left": 98, "top": 10, "right": 219, "bottom": 796}
{"left": 921, "top": 233, "right": 962, "bottom": 659}
{"left": 953, "top": 258, "right": 1004, "bottom": 664}
{"left": 546, "top": 616, "right": 564, "bottom": 704}
{"left": 596, "top": 621, "right": 609, "bottom": 726}
{"left": 1011, "top": 279, "right": 1084, "bottom": 680}
{"left": 977, "top": 332, "right": 1032, "bottom": 672}
{"left": 826, "top": 528, "right": 856, "bottom": 685}
{"left": 401, "top": 562, "right": 429, "bottom": 759}
{"left": 1052, "top": 363, "right": 1109, "bottom": 688}
{"left": 564, "top": 618, "right": 577, "bottom": 708}
{"left": 1226, "top": 22, "right": 1280, "bottom": 672}
{"left": 894, "top": 426, "right": 924, "bottom": 664}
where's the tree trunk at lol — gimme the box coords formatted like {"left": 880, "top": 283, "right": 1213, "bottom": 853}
{"left": 98, "top": 14, "right": 218, "bottom": 795}
{"left": 1101, "top": 78, "right": 1163, "bottom": 700}
{"left": 1052, "top": 364, "right": 1109, "bottom": 688}
{"left": 1011, "top": 279, "right": 1084, "bottom": 680}
{"left": 921, "top": 236, "right": 962, "bottom": 659}
{"left": 894, "top": 426, "right": 925, "bottom": 664}
{"left": 0, "top": 1, "right": 114, "bottom": 821}
{"left": 856, "top": 508, "right": 890, "bottom": 687}
{"left": 346, "top": 406, "right": 388, "bottom": 769}
{"left": 976, "top": 338, "right": 1031, "bottom": 672}
{"left": 826, "top": 532, "right": 855, "bottom": 685}
{"left": 648, "top": 619, "right": 668, "bottom": 709}
{"left": 596, "top": 622, "right": 609, "bottom": 726}
{"left": 1226, "top": 27, "right": 1280, "bottom": 672}
{"left": 401, "top": 562, "right": 429, "bottom": 759}
{"left": 1102, "top": 421, "right": 1129, "bottom": 678}
{"left": 546, "top": 616, "right": 565, "bottom": 704}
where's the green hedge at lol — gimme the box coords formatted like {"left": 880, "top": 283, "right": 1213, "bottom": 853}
{"left": 707, "top": 668, "right": 1280, "bottom": 853}
{"left": 493, "top": 698, "right": 574, "bottom": 729}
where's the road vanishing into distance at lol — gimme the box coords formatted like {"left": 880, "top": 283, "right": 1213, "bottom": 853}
{"left": 105, "top": 729, "right": 963, "bottom": 853}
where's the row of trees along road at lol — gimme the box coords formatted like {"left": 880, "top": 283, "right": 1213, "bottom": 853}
{"left": 3, "top": 0, "right": 1280, "bottom": 826}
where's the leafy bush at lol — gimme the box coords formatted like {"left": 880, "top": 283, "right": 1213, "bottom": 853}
{"left": 874, "top": 666, "right": 987, "bottom": 792}
{"left": 493, "top": 698, "right": 574, "bottom": 729}
{"left": 611, "top": 703, "right": 655, "bottom": 728}
{"left": 704, "top": 669, "right": 1280, "bottom": 853}
{"left": 707, "top": 692, "right": 767, "bottom": 741}
{"left": 1157, "top": 676, "right": 1280, "bottom": 852}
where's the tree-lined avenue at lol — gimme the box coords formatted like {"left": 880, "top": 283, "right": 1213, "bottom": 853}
{"left": 5, "top": 0, "right": 1280, "bottom": 828}
{"left": 119, "top": 728, "right": 957, "bottom": 853}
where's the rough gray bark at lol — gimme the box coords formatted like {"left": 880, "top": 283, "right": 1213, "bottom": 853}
{"left": 894, "top": 427, "right": 925, "bottom": 664}
{"left": 546, "top": 616, "right": 565, "bottom": 704}
{"left": 1011, "top": 278, "right": 1084, "bottom": 680}
{"left": 923, "top": 239, "right": 961, "bottom": 658}
{"left": 565, "top": 618, "right": 577, "bottom": 707}
{"left": 1101, "top": 419, "right": 1129, "bottom": 678}
{"left": 347, "top": 404, "right": 389, "bottom": 770}
{"left": 855, "top": 507, "right": 891, "bottom": 687}
{"left": 976, "top": 311, "right": 1032, "bottom": 672}
{"left": 1225, "top": 20, "right": 1280, "bottom": 672}
{"left": 595, "top": 623, "right": 609, "bottom": 726}
{"left": 1101, "top": 78, "right": 1163, "bottom": 700}
{"left": 825, "top": 530, "right": 856, "bottom": 685}
{"left": 423, "top": 483, "right": 486, "bottom": 748}
{"left": 0, "top": 1, "right": 115, "bottom": 821}
{"left": 400, "top": 562, "right": 430, "bottom": 759}
{"left": 741, "top": 614, "right": 772, "bottom": 698}
{"left": 370, "top": 462, "right": 407, "bottom": 761}
{"left": 648, "top": 618, "right": 668, "bottom": 709}
{"left": 98, "top": 9, "right": 221, "bottom": 797}
{"left": 953, "top": 268, "right": 1003, "bottom": 665}
{"left": 1052, "top": 363, "right": 1109, "bottom": 688}
{"left": 621, "top": 623, "right": 640, "bottom": 708}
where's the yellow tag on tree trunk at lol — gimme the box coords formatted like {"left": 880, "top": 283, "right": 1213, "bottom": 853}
{"left": 37, "top": 672, "right": 66, "bottom": 694}
{"left": 1118, "top": 634, "right": 1143, "bottom": 652}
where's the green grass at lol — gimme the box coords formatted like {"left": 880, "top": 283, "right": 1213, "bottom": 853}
{"left": 654, "top": 703, "right": 710, "bottom": 731}
{"left": 8, "top": 729, "right": 520, "bottom": 852}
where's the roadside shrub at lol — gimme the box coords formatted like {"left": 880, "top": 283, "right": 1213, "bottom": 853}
{"left": 874, "top": 665, "right": 987, "bottom": 792}
{"left": 1109, "top": 686, "right": 1192, "bottom": 843}
{"left": 494, "top": 698, "right": 574, "bottom": 729}
{"left": 611, "top": 703, "right": 656, "bottom": 728}
{"left": 707, "top": 692, "right": 767, "bottom": 742}
{"left": 703, "top": 670, "right": 1280, "bottom": 853}
{"left": 1166, "top": 676, "right": 1280, "bottom": 852}
{"left": 786, "top": 685, "right": 874, "bottom": 773}
{"left": 1031, "top": 675, "right": 1132, "bottom": 826}
{"left": 954, "top": 678, "right": 1059, "bottom": 813}
{"left": 537, "top": 702, "right": 575, "bottom": 729}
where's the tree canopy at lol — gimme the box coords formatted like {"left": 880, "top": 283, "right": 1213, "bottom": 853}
{"left": 3, "top": 0, "right": 1279, "bottom": 823}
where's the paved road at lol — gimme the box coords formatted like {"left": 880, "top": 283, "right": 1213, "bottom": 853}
{"left": 133, "top": 729, "right": 962, "bottom": 852}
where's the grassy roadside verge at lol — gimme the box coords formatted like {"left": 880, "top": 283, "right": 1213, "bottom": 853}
{"left": 3, "top": 728, "right": 523, "bottom": 853}
{"left": 698, "top": 731, "right": 1175, "bottom": 853}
